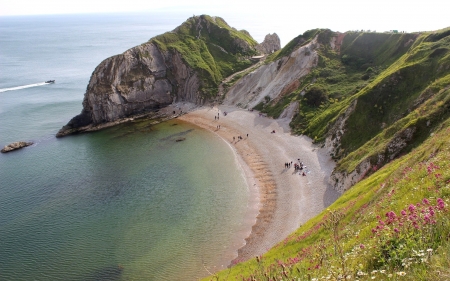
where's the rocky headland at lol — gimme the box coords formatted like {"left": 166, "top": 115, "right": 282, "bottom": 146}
{"left": 56, "top": 15, "right": 280, "bottom": 137}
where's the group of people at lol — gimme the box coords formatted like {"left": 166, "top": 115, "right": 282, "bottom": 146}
{"left": 233, "top": 134, "right": 248, "bottom": 142}
{"left": 284, "top": 159, "right": 307, "bottom": 176}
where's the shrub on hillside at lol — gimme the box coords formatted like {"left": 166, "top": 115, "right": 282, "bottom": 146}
{"left": 304, "top": 85, "right": 328, "bottom": 107}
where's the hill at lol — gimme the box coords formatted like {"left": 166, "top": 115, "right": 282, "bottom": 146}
{"left": 56, "top": 15, "right": 280, "bottom": 137}
{"left": 206, "top": 27, "right": 450, "bottom": 280}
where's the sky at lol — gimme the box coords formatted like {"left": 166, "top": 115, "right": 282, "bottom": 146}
{"left": 1, "top": 0, "right": 448, "bottom": 46}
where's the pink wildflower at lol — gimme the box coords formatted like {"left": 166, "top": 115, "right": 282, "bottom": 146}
{"left": 437, "top": 198, "right": 445, "bottom": 210}
{"left": 423, "top": 198, "right": 430, "bottom": 205}
{"left": 408, "top": 204, "right": 416, "bottom": 213}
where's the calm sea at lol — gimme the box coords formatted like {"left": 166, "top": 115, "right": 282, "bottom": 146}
{"left": 0, "top": 13, "right": 252, "bottom": 280}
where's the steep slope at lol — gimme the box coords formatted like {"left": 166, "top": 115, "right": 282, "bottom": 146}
{"left": 222, "top": 29, "right": 322, "bottom": 109}
{"left": 243, "top": 28, "right": 450, "bottom": 192}
{"left": 57, "top": 15, "right": 280, "bottom": 137}
{"left": 205, "top": 27, "right": 450, "bottom": 281}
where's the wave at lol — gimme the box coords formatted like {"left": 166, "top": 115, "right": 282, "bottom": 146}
{"left": 0, "top": 82, "right": 52, "bottom": 93}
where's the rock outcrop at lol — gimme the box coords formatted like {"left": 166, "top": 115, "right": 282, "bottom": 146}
{"left": 1, "top": 141, "right": 33, "bottom": 153}
{"left": 56, "top": 43, "right": 201, "bottom": 137}
{"left": 330, "top": 125, "right": 417, "bottom": 193}
{"left": 57, "top": 15, "right": 260, "bottom": 137}
{"left": 256, "top": 33, "right": 281, "bottom": 54}
{"left": 223, "top": 37, "right": 319, "bottom": 108}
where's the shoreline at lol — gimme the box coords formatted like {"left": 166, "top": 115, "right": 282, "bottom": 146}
{"left": 178, "top": 105, "right": 340, "bottom": 265}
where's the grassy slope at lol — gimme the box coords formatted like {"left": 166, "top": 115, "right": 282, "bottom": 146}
{"left": 335, "top": 29, "right": 450, "bottom": 173}
{"left": 207, "top": 119, "right": 450, "bottom": 280}
{"left": 205, "top": 28, "right": 450, "bottom": 280}
{"left": 150, "top": 15, "right": 257, "bottom": 97}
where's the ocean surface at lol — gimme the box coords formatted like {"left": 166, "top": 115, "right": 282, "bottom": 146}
{"left": 0, "top": 13, "right": 256, "bottom": 280}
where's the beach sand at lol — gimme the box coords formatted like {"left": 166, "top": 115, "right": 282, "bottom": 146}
{"left": 175, "top": 104, "right": 340, "bottom": 264}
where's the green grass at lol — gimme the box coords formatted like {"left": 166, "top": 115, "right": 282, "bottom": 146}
{"left": 203, "top": 27, "right": 450, "bottom": 281}
{"left": 149, "top": 15, "right": 258, "bottom": 98}
{"left": 204, "top": 117, "right": 450, "bottom": 281}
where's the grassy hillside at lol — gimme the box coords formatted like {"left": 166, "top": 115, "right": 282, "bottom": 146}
{"left": 206, "top": 119, "right": 450, "bottom": 280}
{"left": 150, "top": 15, "right": 258, "bottom": 97}
{"left": 206, "top": 28, "right": 450, "bottom": 280}
{"left": 258, "top": 28, "right": 450, "bottom": 172}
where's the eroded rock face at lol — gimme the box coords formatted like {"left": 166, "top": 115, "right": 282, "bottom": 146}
{"left": 256, "top": 33, "right": 281, "bottom": 54}
{"left": 224, "top": 37, "right": 319, "bottom": 108}
{"left": 330, "top": 159, "right": 371, "bottom": 193}
{"left": 1, "top": 141, "right": 33, "bottom": 153}
{"left": 57, "top": 43, "right": 201, "bottom": 137}
{"left": 330, "top": 126, "right": 417, "bottom": 193}
{"left": 324, "top": 99, "right": 358, "bottom": 158}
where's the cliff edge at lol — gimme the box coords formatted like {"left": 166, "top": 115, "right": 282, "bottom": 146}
{"left": 57, "top": 15, "right": 280, "bottom": 137}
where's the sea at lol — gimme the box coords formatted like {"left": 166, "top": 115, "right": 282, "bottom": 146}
{"left": 0, "top": 13, "right": 265, "bottom": 280}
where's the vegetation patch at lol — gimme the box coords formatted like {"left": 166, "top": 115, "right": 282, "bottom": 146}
{"left": 204, "top": 118, "right": 450, "bottom": 281}
{"left": 205, "top": 27, "right": 450, "bottom": 281}
{"left": 150, "top": 15, "right": 258, "bottom": 98}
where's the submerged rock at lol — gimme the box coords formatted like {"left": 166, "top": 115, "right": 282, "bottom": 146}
{"left": 1, "top": 141, "right": 33, "bottom": 153}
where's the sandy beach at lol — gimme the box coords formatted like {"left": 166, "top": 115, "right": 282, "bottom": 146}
{"left": 173, "top": 104, "right": 340, "bottom": 263}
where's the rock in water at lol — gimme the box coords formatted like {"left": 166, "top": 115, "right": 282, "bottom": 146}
{"left": 1, "top": 141, "right": 33, "bottom": 153}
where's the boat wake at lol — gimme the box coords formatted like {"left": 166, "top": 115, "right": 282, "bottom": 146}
{"left": 0, "top": 81, "right": 53, "bottom": 93}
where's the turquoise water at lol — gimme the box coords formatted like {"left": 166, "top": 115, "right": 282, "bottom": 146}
{"left": 0, "top": 14, "right": 250, "bottom": 280}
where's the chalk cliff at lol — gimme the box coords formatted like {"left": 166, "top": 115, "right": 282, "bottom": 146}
{"left": 57, "top": 15, "right": 277, "bottom": 137}
{"left": 223, "top": 37, "right": 319, "bottom": 108}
